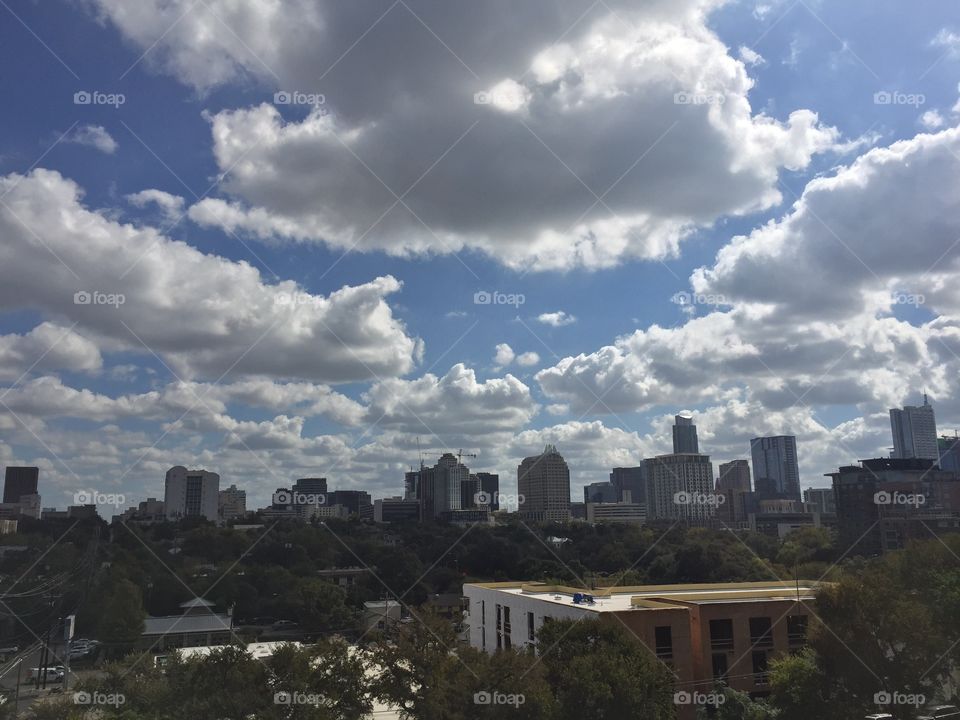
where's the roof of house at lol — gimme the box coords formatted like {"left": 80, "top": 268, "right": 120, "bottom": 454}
{"left": 142, "top": 613, "right": 232, "bottom": 636}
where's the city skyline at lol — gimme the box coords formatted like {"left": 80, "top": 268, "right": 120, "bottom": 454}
{"left": 2, "top": 3, "right": 960, "bottom": 517}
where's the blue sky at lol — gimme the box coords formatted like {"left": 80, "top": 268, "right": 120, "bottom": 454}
{"left": 1, "top": 0, "right": 960, "bottom": 510}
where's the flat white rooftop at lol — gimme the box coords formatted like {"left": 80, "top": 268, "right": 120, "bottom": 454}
{"left": 466, "top": 581, "right": 818, "bottom": 613}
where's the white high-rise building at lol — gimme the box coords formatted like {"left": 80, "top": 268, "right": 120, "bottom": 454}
{"left": 518, "top": 445, "right": 571, "bottom": 523}
{"left": 644, "top": 453, "right": 715, "bottom": 522}
{"left": 890, "top": 394, "right": 938, "bottom": 462}
{"left": 164, "top": 466, "right": 219, "bottom": 521}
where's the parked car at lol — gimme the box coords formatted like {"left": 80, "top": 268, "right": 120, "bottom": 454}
{"left": 918, "top": 706, "right": 960, "bottom": 720}
{"left": 28, "top": 667, "right": 63, "bottom": 682}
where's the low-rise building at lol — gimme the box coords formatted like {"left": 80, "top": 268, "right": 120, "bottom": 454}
{"left": 464, "top": 580, "right": 817, "bottom": 716}
{"left": 585, "top": 502, "right": 647, "bottom": 524}
{"left": 140, "top": 598, "right": 232, "bottom": 651}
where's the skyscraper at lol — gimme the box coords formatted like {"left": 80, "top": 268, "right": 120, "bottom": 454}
{"left": 672, "top": 414, "right": 699, "bottom": 454}
{"left": 644, "top": 453, "right": 715, "bottom": 522}
{"left": 164, "top": 466, "right": 220, "bottom": 521}
{"left": 3, "top": 466, "right": 38, "bottom": 504}
{"left": 890, "top": 394, "right": 938, "bottom": 461}
{"left": 518, "top": 445, "right": 571, "bottom": 523}
{"left": 475, "top": 472, "right": 500, "bottom": 511}
{"left": 583, "top": 481, "right": 618, "bottom": 504}
{"left": 218, "top": 485, "right": 247, "bottom": 521}
{"left": 610, "top": 466, "right": 646, "bottom": 505}
{"left": 420, "top": 453, "right": 468, "bottom": 519}
{"left": 716, "top": 460, "right": 751, "bottom": 492}
{"left": 939, "top": 435, "right": 960, "bottom": 473}
{"left": 750, "top": 436, "right": 800, "bottom": 500}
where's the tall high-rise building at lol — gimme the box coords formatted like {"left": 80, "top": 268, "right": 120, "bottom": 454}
{"left": 716, "top": 460, "right": 751, "bottom": 492}
{"left": 583, "top": 481, "right": 618, "bottom": 504}
{"left": 939, "top": 435, "right": 960, "bottom": 473}
{"left": 3, "top": 467, "right": 38, "bottom": 504}
{"left": 672, "top": 414, "right": 699, "bottom": 454}
{"left": 218, "top": 485, "right": 247, "bottom": 521}
{"left": 164, "top": 466, "right": 219, "bottom": 521}
{"left": 292, "top": 477, "right": 327, "bottom": 496}
{"left": 610, "top": 466, "right": 646, "bottom": 505}
{"left": 404, "top": 470, "right": 420, "bottom": 500}
{"left": 420, "top": 453, "right": 469, "bottom": 519}
{"left": 518, "top": 445, "right": 571, "bottom": 523}
{"left": 475, "top": 472, "right": 500, "bottom": 511}
{"left": 644, "top": 453, "right": 715, "bottom": 522}
{"left": 750, "top": 436, "right": 800, "bottom": 500}
{"left": 890, "top": 395, "right": 938, "bottom": 461}
{"left": 461, "top": 474, "right": 480, "bottom": 510}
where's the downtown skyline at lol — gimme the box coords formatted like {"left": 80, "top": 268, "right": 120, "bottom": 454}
{"left": 2, "top": 1, "right": 960, "bottom": 512}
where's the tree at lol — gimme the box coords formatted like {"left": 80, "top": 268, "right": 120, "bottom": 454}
{"left": 537, "top": 619, "right": 676, "bottom": 719}
{"left": 98, "top": 578, "right": 146, "bottom": 658}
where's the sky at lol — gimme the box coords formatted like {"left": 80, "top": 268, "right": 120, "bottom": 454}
{"left": 1, "top": 0, "right": 960, "bottom": 512}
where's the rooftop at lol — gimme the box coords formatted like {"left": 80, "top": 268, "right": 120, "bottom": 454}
{"left": 464, "top": 580, "right": 818, "bottom": 613}
{"left": 143, "top": 613, "right": 232, "bottom": 636}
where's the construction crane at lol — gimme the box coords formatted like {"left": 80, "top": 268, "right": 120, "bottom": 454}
{"left": 456, "top": 449, "right": 478, "bottom": 465}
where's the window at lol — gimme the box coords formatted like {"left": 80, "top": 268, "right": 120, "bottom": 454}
{"left": 503, "top": 606, "right": 511, "bottom": 634}
{"left": 752, "top": 651, "right": 769, "bottom": 685}
{"left": 709, "top": 618, "right": 734, "bottom": 651}
{"left": 749, "top": 617, "right": 773, "bottom": 648}
{"left": 481, "top": 600, "right": 485, "bottom": 626}
{"left": 712, "top": 653, "right": 729, "bottom": 681}
{"left": 787, "top": 615, "right": 807, "bottom": 645}
{"left": 496, "top": 632, "right": 502, "bottom": 650}
{"left": 496, "top": 604, "right": 502, "bottom": 631}
{"left": 527, "top": 611, "right": 535, "bottom": 641}
{"left": 654, "top": 626, "right": 673, "bottom": 661}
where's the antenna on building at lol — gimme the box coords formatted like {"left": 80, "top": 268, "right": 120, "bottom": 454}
{"left": 923, "top": 390, "right": 930, "bottom": 406}
{"left": 417, "top": 436, "right": 424, "bottom": 470}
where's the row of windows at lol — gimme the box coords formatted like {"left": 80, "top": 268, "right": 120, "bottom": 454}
{"left": 708, "top": 615, "right": 806, "bottom": 651}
